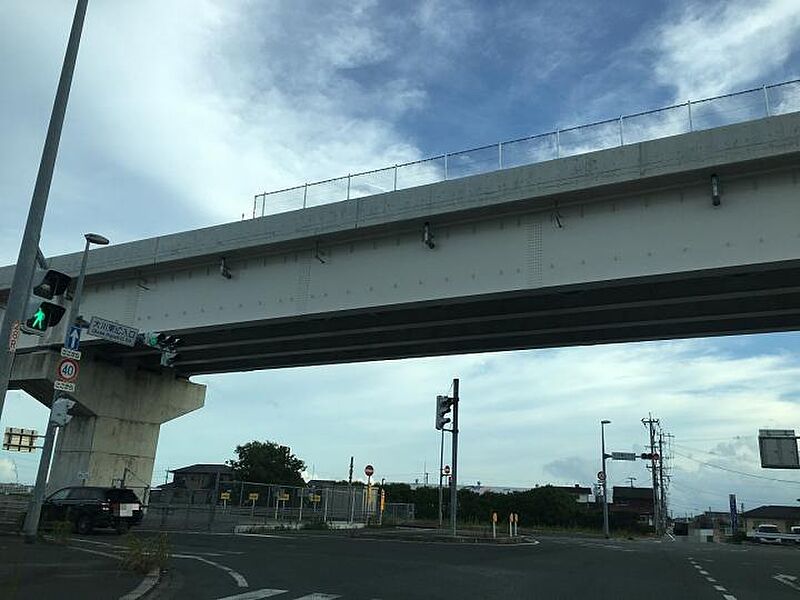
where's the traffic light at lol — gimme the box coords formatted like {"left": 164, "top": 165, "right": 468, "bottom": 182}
{"left": 436, "top": 395, "right": 454, "bottom": 430}
{"left": 51, "top": 397, "right": 77, "bottom": 427}
{"left": 23, "top": 269, "right": 72, "bottom": 335}
{"left": 139, "top": 331, "right": 182, "bottom": 368}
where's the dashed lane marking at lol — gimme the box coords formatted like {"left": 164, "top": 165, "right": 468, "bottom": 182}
{"left": 215, "top": 590, "right": 288, "bottom": 600}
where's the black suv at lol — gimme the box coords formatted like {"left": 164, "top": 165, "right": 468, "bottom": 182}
{"left": 41, "top": 486, "right": 143, "bottom": 534}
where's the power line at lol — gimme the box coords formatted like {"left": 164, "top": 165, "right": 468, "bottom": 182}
{"left": 672, "top": 449, "right": 800, "bottom": 485}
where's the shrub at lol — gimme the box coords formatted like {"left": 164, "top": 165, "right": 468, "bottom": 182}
{"left": 121, "top": 533, "right": 170, "bottom": 574}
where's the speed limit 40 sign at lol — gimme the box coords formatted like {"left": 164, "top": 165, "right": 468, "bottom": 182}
{"left": 57, "top": 358, "right": 79, "bottom": 382}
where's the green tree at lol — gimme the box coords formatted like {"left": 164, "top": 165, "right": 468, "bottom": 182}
{"left": 227, "top": 441, "right": 305, "bottom": 485}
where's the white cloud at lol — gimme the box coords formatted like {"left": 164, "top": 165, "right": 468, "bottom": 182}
{"left": 0, "top": 1, "right": 429, "bottom": 261}
{"left": 0, "top": 457, "right": 17, "bottom": 483}
{"left": 652, "top": 0, "right": 800, "bottom": 100}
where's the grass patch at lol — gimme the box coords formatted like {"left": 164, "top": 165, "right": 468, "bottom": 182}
{"left": 121, "top": 533, "right": 170, "bottom": 574}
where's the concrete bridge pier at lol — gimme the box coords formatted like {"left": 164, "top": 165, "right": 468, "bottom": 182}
{"left": 10, "top": 351, "right": 205, "bottom": 496}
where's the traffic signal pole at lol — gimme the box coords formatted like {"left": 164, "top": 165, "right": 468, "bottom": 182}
{"left": 450, "top": 378, "right": 459, "bottom": 537}
{"left": 22, "top": 235, "right": 100, "bottom": 543}
{"left": 0, "top": 0, "right": 88, "bottom": 422}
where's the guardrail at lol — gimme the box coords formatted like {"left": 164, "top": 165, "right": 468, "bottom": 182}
{"left": 252, "top": 79, "right": 800, "bottom": 218}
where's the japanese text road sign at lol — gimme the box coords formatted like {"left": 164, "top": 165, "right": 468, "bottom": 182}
{"left": 611, "top": 452, "right": 637, "bottom": 461}
{"left": 88, "top": 316, "right": 138, "bottom": 347}
{"left": 8, "top": 321, "right": 20, "bottom": 352}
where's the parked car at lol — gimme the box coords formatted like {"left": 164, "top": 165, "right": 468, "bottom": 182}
{"left": 791, "top": 525, "right": 800, "bottom": 544}
{"left": 40, "top": 486, "right": 143, "bottom": 534}
{"left": 753, "top": 523, "right": 782, "bottom": 544}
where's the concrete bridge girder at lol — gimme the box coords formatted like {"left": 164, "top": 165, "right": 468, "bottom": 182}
{"left": 10, "top": 351, "right": 205, "bottom": 493}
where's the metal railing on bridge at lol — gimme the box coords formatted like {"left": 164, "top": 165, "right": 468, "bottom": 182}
{"left": 252, "top": 79, "right": 800, "bottom": 218}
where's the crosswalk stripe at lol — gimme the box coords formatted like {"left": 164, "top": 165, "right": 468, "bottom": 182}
{"left": 215, "top": 590, "right": 288, "bottom": 600}
{"left": 293, "top": 594, "right": 342, "bottom": 600}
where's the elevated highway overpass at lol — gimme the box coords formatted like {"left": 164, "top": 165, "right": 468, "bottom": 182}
{"left": 2, "top": 110, "right": 800, "bottom": 491}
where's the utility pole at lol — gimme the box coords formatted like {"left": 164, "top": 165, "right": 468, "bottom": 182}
{"left": 450, "top": 378, "right": 459, "bottom": 537}
{"left": 642, "top": 414, "right": 660, "bottom": 535}
{"left": 658, "top": 432, "right": 666, "bottom": 532}
{"left": 348, "top": 456, "right": 354, "bottom": 487}
{"left": 0, "top": 0, "right": 89, "bottom": 422}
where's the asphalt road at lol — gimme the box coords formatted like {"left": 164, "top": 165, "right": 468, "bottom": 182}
{"left": 67, "top": 531, "right": 800, "bottom": 600}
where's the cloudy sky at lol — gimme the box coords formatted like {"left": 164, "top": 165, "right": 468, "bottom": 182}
{"left": 2, "top": 0, "right": 800, "bottom": 515}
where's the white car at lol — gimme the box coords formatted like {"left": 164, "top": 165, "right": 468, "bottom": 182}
{"left": 754, "top": 523, "right": 782, "bottom": 544}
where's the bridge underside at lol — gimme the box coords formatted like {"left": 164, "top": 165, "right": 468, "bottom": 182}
{"left": 76, "top": 260, "right": 800, "bottom": 376}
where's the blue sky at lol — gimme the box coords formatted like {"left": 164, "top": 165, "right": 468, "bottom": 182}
{"left": 2, "top": 0, "right": 800, "bottom": 514}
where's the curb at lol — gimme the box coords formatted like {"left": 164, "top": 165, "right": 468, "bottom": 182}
{"left": 119, "top": 567, "right": 161, "bottom": 600}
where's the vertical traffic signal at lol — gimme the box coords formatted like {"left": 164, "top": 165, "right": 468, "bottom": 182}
{"left": 436, "top": 395, "right": 454, "bottom": 430}
{"left": 23, "top": 269, "right": 72, "bottom": 335}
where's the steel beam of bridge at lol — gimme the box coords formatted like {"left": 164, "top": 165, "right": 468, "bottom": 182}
{"left": 3, "top": 111, "right": 800, "bottom": 376}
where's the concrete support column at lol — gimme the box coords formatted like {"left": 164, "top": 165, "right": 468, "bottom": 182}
{"left": 10, "top": 350, "right": 205, "bottom": 496}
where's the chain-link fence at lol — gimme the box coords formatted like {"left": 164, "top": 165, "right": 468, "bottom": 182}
{"left": 144, "top": 481, "right": 385, "bottom": 532}
{"left": 252, "top": 79, "right": 800, "bottom": 217}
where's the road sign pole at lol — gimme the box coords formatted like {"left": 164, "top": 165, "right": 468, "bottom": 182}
{"left": 450, "top": 378, "right": 459, "bottom": 537}
{"left": 0, "top": 0, "right": 88, "bottom": 424}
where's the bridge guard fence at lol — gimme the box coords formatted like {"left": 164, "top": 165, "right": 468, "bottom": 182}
{"left": 253, "top": 79, "right": 800, "bottom": 218}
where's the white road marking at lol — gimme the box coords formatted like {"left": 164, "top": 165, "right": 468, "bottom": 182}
{"left": 173, "top": 554, "right": 248, "bottom": 588}
{"left": 67, "top": 545, "right": 121, "bottom": 560}
{"left": 293, "top": 595, "right": 341, "bottom": 600}
{"left": 774, "top": 574, "right": 800, "bottom": 591}
{"left": 214, "top": 590, "right": 288, "bottom": 600}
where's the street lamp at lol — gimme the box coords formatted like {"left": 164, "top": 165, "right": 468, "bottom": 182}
{"left": 601, "top": 419, "right": 611, "bottom": 539}
{"left": 23, "top": 232, "right": 110, "bottom": 543}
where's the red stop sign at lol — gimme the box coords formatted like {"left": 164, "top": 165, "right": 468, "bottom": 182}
{"left": 364, "top": 464, "right": 374, "bottom": 477}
